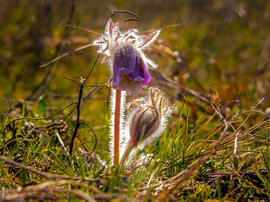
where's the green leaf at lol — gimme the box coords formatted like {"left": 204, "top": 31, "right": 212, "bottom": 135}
{"left": 0, "top": 100, "right": 12, "bottom": 133}
{"left": 37, "top": 95, "right": 46, "bottom": 117}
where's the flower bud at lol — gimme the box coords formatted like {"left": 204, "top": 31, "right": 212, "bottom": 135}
{"left": 119, "top": 88, "right": 171, "bottom": 166}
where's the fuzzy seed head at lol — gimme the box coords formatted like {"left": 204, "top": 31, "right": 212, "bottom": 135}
{"left": 128, "top": 88, "right": 171, "bottom": 148}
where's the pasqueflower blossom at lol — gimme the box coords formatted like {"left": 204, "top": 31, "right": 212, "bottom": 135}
{"left": 93, "top": 19, "right": 160, "bottom": 95}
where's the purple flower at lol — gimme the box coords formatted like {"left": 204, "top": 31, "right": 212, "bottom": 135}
{"left": 93, "top": 19, "right": 160, "bottom": 95}
{"left": 112, "top": 45, "right": 152, "bottom": 95}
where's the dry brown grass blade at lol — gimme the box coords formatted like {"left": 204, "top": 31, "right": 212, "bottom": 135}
{"left": 138, "top": 22, "right": 185, "bottom": 35}
{"left": 137, "top": 148, "right": 215, "bottom": 193}
{"left": 0, "top": 156, "right": 106, "bottom": 185}
{"left": 149, "top": 68, "right": 208, "bottom": 102}
{"left": 10, "top": 182, "right": 96, "bottom": 201}
{"left": 2, "top": 180, "right": 99, "bottom": 202}
{"left": 39, "top": 43, "right": 93, "bottom": 68}
{"left": 1, "top": 178, "right": 127, "bottom": 201}
{"left": 66, "top": 25, "right": 101, "bottom": 36}
{"left": 156, "top": 127, "right": 233, "bottom": 201}
{"left": 156, "top": 153, "right": 214, "bottom": 201}
{"left": 55, "top": 188, "right": 97, "bottom": 202}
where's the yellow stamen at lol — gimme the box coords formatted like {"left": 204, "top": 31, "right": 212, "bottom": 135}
{"left": 128, "top": 102, "right": 141, "bottom": 110}
{"left": 155, "top": 91, "right": 161, "bottom": 104}
{"left": 121, "top": 74, "right": 129, "bottom": 82}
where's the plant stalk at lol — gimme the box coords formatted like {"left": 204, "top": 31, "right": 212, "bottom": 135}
{"left": 114, "top": 89, "right": 121, "bottom": 164}
{"left": 119, "top": 142, "right": 134, "bottom": 167}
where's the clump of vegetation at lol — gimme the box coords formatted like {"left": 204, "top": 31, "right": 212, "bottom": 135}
{"left": 1, "top": 1, "right": 270, "bottom": 201}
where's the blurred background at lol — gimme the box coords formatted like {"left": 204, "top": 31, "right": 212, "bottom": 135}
{"left": 1, "top": 0, "right": 270, "bottom": 126}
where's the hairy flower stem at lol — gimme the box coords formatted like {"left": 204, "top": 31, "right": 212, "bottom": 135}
{"left": 114, "top": 90, "right": 121, "bottom": 164}
{"left": 119, "top": 141, "right": 134, "bottom": 167}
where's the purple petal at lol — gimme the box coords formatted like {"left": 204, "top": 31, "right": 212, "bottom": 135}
{"left": 127, "top": 57, "right": 152, "bottom": 87}
{"left": 112, "top": 45, "right": 136, "bottom": 77}
{"left": 111, "top": 45, "right": 152, "bottom": 95}
{"left": 117, "top": 68, "right": 133, "bottom": 75}
{"left": 112, "top": 45, "right": 137, "bottom": 88}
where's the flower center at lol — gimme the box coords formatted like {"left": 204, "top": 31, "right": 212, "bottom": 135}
{"left": 138, "top": 58, "right": 144, "bottom": 69}
{"left": 121, "top": 74, "right": 130, "bottom": 82}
